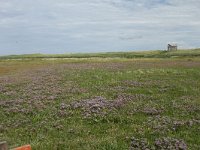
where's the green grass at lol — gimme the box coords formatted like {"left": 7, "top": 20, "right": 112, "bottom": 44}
{"left": 1, "top": 48, "right": 200, "bottom": 59}
{"left": 0, "top": 50, "right": 200, "bottom": 149}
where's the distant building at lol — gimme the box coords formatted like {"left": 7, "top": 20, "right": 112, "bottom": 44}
{"left": 168, "top": 44, "right": 178, "bottom": 51}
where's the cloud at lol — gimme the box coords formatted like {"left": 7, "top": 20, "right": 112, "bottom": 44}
{"left": 0, "top": 0, "right": 200, "bottom": 55}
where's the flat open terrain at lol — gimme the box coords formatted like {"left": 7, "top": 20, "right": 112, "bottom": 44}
{"left": 0, "top": 50, "right": 200, "bottom": 149}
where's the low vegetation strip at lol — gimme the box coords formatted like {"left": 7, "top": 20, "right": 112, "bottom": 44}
{"left": 1, "top": 49, "right": 200, "bottom": 59}
{"left": 0, "top": 56, "right": 200, "bottom": 149}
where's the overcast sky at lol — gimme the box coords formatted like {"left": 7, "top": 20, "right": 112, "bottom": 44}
{"left": 0, "top": 0, "right": 200, "bottom": 55}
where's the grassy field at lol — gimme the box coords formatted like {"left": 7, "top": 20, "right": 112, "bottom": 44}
{"left": 0, "top": 50, "right": 200, "bottom": 149}
{"left": 1, "top": 48, "right": 200, "bottom": 59}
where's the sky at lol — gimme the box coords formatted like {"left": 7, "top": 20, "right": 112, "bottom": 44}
{"left": 0, "top": 0, "right": 200, "bottom": 55}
